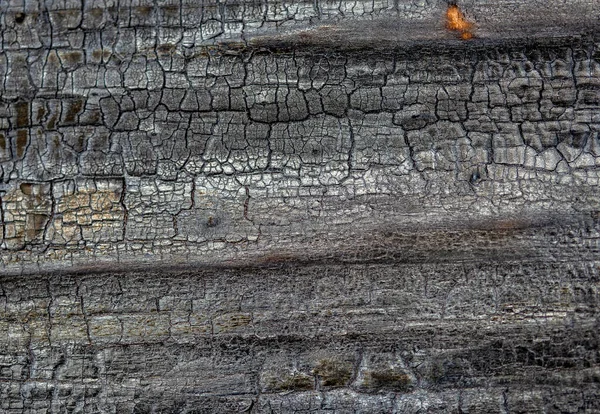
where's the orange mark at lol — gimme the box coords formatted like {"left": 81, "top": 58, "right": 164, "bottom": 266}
{"left": 446, "top": 4, "right": 474, "bottom": 39}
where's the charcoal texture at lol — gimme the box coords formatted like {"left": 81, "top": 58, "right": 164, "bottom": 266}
{"left": 1, "top": 0, "right": 599, "bottom": 412}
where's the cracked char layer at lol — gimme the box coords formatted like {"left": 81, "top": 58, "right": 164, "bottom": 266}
{"left": 2, "top": 39, "right": 600, "bottom": 270}
{"left": 0, "top": 263, "right": 599, "bottom": 412}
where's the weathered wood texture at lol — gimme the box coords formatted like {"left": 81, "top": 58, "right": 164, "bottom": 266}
{"left": 1, "top": 0, "right": 600, "bottom": 412}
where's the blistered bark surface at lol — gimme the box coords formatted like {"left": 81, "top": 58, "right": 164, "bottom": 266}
{"left": 1, "top": 0, "right": 599, "bottom": 412}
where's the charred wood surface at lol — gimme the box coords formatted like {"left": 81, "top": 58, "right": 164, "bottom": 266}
{"left": 1, "top": 0, "right": 599, "bottom": 412}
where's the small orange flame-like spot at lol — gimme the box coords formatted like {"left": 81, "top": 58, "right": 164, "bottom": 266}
{"left": 446, "top": 4, "right": 474, "bottom": 40}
